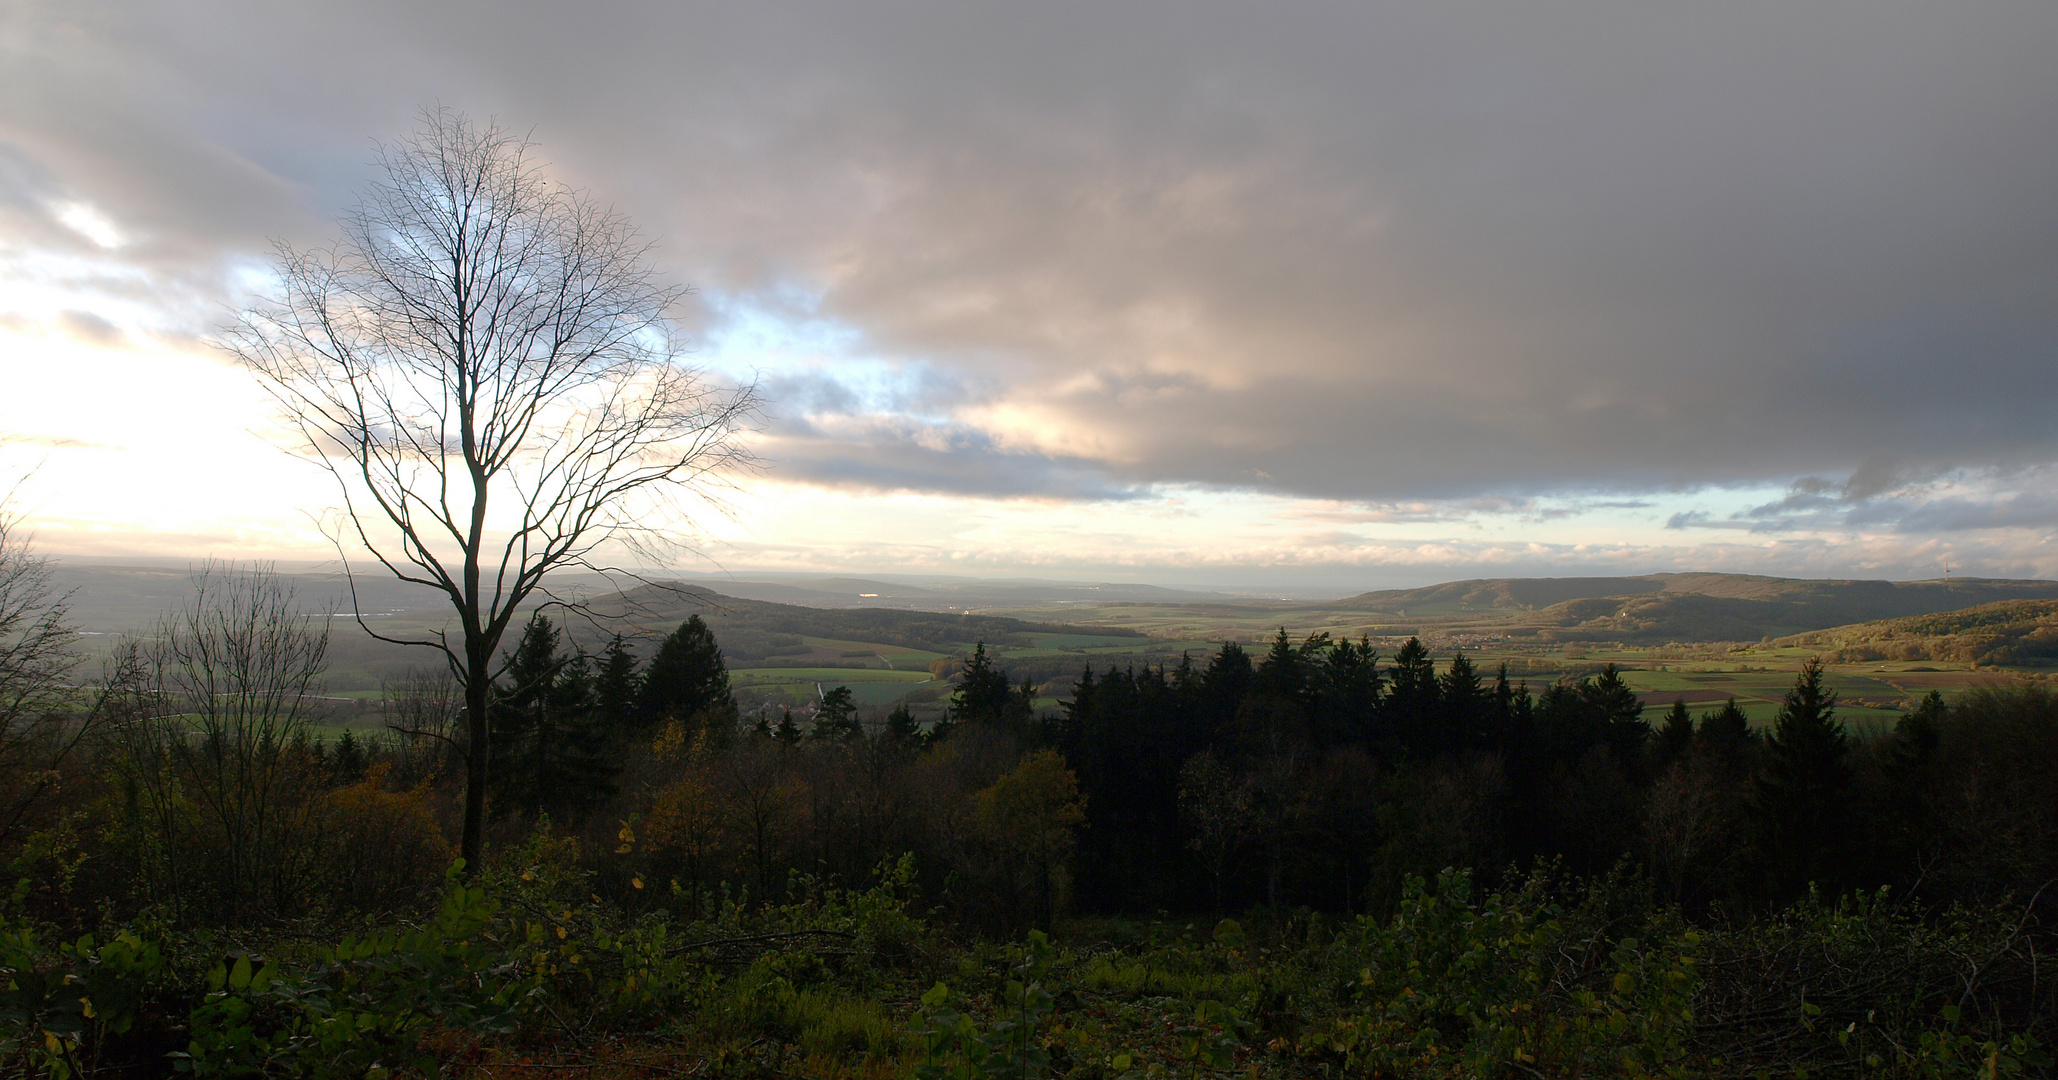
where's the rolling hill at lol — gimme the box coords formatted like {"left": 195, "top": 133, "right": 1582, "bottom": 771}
{"left": 1772, "top": 599, "right": 2058, "bottom": 667}
{"left": 1316, "top": 574, "right": 2058, "bottom": 644}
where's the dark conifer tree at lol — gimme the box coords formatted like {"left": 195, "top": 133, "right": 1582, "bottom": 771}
{"left": 1384, "top": 637, "right": 1439, "bottom": 752}
{"left": 490, "top": 613, "right": 619, "bottom": 825}
{"left": 1584, "top": 665, "right": 1651, "bottom": 768}
{"left": 593, "top": 634, "right": 640, "bottom": 740}
{"left": 812, "top": 685, "right": 861, "bottom": 741}
{"left": 1697, "top": 698, "right": 1753, "bottom": 760}
{"left": 1533, "top": 679, "right": 1599, "bottom": 762}
{"left": 1198, "top": 642, "right": 1252, "bottom": 747}
{"left": 1241, "top": 630, "right": 1320, "bottom": 757}
{"left": 1252, "top": 629, "right": 1312, "bottom": 703}
{"left": 1439, "top": 651, "right": 1487, "bottom": 749}
{"left": 1750, "top": 658, "right": 1851, "bottom": 897}
{"left": 1656, "top": 698, "right": 1695, "bottom": 766}
{"left": 948, "top": 642, "right": 1016, "bottom": 728}
{"left": 1314, "top": 637, "right": 1381, "bottom": 747}
{"left": 1875, "top": 690, "right": 1948, "bottom": 887}
{"left": 1054, "top": 661, "right": 1204, "bottom": 910}
{"left": 638, "top": 615, "right": 735, "bottom": 737}
{"left": 1486, "top": 662, "right": 1519, "bottom": 750}
{"left": 491, "top": 612, "right": 561, "bottom": 820}
{"left": 773, "top": 708, "right": 802, "bottom": 746}
{"left": 331, "top": 728, "right": 367, "bottom": 784}
{"left": 884, "top": 702, "right": 922, "bottom": 743}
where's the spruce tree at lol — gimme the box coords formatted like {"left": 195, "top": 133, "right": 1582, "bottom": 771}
{"left": 948, "top": 642, "right": 1016, "bottom": 728}
{"left": 1314, "top": 637, "right": 1381, "bottom": 747}
{"left": 489, "top": 613, "right": 619, "bottom": 825}
{"left": 1656, "top": 698, "right": 1694, "bottom": 765}
{"left": 1439, "top": 651, "right": 1487, "bottom": 749}
{"left": 1252, "top": 629, "right": 1312, "bottom": 703}
{"left": 593, "top": 634, "right": 641, "bottom": 740}
{"left": 1583, "top": 665, "right": 1650, "bottom": 767}
{"left": 1384, "top": 637, "right": 1438, "bottom": 751}
{"left": 1198, "top": 641, "right": 1253, "bottom": 744}
{"left": 884, "top": 702, "right": 922, "bottom": 743}
{"left": 551, "top": 650, "right": 620, "bottom": 820}
{"left": 331, "top": 728, "right": 367, "bottom": 784}
{"left": 1697, "top": 698, "right": 1753, "bottom": 760}
{"left": 1750, "top": 658, "right": 1851, "bottom": 897}
{"left": 490, "top": 612, "right": 563, "bottom": 821}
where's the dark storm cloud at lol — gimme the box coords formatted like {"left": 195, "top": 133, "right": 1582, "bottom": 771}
{"left": 5, "top": 0, "right": 2056, "bottom": 502}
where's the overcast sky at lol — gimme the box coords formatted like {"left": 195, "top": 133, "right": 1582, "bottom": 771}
{"left": 3, "top": 1, "right": 2055, "bottom": 591}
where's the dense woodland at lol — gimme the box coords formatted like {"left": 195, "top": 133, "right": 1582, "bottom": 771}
{"left": 2, "top": 550, "right": 2054, "bottom": 1077}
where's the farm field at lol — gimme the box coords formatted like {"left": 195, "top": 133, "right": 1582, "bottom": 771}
{"left": 731, "top": 666, "right": 937, "bottom": 710}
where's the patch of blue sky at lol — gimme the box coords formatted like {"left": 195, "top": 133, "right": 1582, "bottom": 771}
{"left": 697, "top": 288, "right": 962, "bottom": 422}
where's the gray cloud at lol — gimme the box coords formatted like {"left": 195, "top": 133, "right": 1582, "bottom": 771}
{"left": 754, "top": 415, "right": 1140, "bottom": 501}
{"left": 1662, "top": 465, "right": 2058, "bottom": 536}
{"left": 5, "top": 1, "right": 2057, "bottom": 503}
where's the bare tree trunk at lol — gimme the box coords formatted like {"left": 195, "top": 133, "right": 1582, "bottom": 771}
{"left": 462, "top": 670, "right": 491, "bottom": 871}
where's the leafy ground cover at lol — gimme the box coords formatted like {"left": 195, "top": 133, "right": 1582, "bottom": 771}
{"left": 8, "top": 854, "right": 2048, "bottom": 1079}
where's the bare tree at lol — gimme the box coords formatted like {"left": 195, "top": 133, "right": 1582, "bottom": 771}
{"left": 225, "top": 109, "right": 759, "bottom": 870}
{"left": 115, "top": 563, "right": 331, "bottom": 925}
{"left": 0, "top": 510, "right": 93, "bottom": 849}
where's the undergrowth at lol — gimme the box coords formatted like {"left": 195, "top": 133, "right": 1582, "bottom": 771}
{"left": 3, "top": 857, "right": 2049, "bottom": 1078}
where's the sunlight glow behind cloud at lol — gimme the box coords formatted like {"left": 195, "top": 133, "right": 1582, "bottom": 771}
{"left": 1, "top": 1, "right": 2054, "bottom": 589}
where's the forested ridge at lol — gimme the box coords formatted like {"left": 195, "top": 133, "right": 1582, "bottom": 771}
{"left": 3, "top": 555, "right": 2054, "bottom": 1078}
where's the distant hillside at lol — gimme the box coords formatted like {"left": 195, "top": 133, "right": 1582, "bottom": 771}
{"left": 1773, "top": 599, "right": 2058, "bottom": 667}
{"left": 657, "top": 574, "right": 1239, "bottom": 611}
{"left": 579, "top": 582, "right": 1145, "bottom": 662}
{"left": 1327, "top": 573, "right": 2058, "bottom": 643}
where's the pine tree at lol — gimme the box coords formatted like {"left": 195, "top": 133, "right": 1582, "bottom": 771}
{"left": 1384, "top": 637, "right": 1438, "bottom": 751}
{"left": 1486, "top": 662, "right": 1517, "bottom": 750}
{"left": 773, "top": 708, "right": 802, "bottom": 746}
{"left": 1314, "top": 637, "right": 1381, "bottom": 747}
{"left": 1656, "top": 698, "right": 1694, "bottom": 765}
{"left": 812, "top": 685, "right": 861, "bottom": 741}
{"left": 489, "top": 613, "right": 619, "bottom": 825}
{"left": 331, "top": 727, "right": 367, "bottom": 784}
{"left": 1583, "top": 665, "right": 1650, "bottom": 767}
{"left": 490, "top": 612, "right": 564, "bottom": 821}
{"left": 1750, "top": 658, "right": 1851, "bottom": 897}
{"left": 593, "top": 634, "right": 640, "bottom": 740}
{"left": 949, "top": 642, "right": 1016, "bottom": 728}
{"left": 1439, "top": 651, "right": 1487, "bottom": 749}
{"left": 1252, "top": 629, "right": 1311, "bottom": 703}
{"left": 884, "top": 702, "right": 922, "bottom": 743}
{"left": 1696, "top": 698, "right": 1752, "bottom": 760}
{"left": 639, "top": 615, "right": 736, "bottom": 738}
{"left": 551, "top": 650, "right": 620, "bottom": 820}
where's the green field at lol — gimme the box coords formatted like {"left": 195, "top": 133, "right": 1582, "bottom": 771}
{"left": 731, "top": 666, "right": 938, "bottom": 710}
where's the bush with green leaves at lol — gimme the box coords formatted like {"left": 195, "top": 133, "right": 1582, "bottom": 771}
{"left": 1, "top": 918, "right": 168, "bottom": 1079}
{"left": 171, "top": 862, "right": 540, "bottom": 1077}
{"left": 913, "top": 929, "right": 1061, "bottom": 1079}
